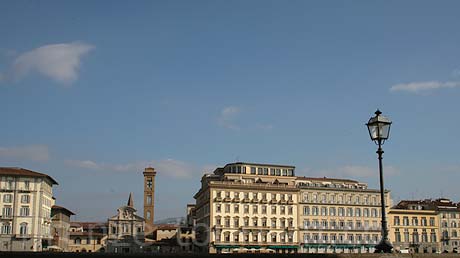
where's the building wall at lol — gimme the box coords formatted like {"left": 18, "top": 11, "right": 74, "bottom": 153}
{"left": 0, "top": 176, "right": 55, "bottom": 251}
{"left": 388, "top": 209, "right": 439, "bottom": 253}
{"left": 298, "top": 183, "right": 390, "bottom": 254}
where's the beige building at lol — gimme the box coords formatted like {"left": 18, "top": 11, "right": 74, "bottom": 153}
{"left": 194, "top": 162, "right": 299, "bottom": 254}
{"left": 388, "top": 200, "right": 439, "bottom": 253}
{"left": 297, "top": 177, "right": 390, "bottom": 253}
{"left": 50, "top": 205, "right": 75, "bottom": 251}
{"left": 0, "top": 167, "right": 58, "bottom": 251}
{"left": 434, "top": 198, "right": 460, "bottom": 253}
{"left": 68, "top": 222, "right": 108, "bottom": 252}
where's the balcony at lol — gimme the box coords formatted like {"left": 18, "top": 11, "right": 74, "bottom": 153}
{"left": 279, "top": 200, "right": 287, "bottom": 204}
{"left": 223, "top": 197, "right": 232, "bottom": 202}
{"left": 243, "top": 198, "right": 251, "bottom": 203}
{"left": 251, "top": 199, "right": 259, "bottom": 203}
{"left": 0, "top": 215, "right": 13, "bottom": 220}
{"left": 15, "top": 234, "right": 31, "bottom": 239}
{"left": 232, "top": 197, "right": 240, "bottom": 202}
{"left": 269, "top": 200, "right": 277, "bottom": 204}
{"left": 214, "top": 197, "right": 222, "bottom": 202}
{"left": 261, "top": 199, "right": 268, "bottom": 204}
{"left": 287, "top": 200, "right": 294, "bottom": 205}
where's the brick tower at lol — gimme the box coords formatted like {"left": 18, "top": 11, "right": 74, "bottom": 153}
{"left": 143, "top": 167, "right": 156, "bottom": 226}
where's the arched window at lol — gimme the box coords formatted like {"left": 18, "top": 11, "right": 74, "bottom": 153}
{"left": 19, "top": 223, "right": 28, "bottom": 235}
{"left": 75, "top": 238, "right": 81, "bottom": 244}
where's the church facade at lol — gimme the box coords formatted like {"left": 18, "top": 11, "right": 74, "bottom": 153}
{"left": 106, "top": 193, "right": 145, "bottom": 253}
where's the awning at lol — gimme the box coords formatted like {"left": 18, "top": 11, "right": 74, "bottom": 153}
{"left": 268, "top": 245, "right": 299, "bottom": 249}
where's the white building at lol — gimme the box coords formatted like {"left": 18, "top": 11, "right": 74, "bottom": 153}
{"left": 0, "top": 167, "right": 58, "bottom": 251}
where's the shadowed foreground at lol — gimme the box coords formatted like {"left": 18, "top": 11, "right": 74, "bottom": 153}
{"left": 0, "top": 253, "right": 459, "bottom": 258}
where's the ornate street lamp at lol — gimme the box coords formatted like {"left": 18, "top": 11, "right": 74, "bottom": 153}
{"left": 366, "top": 109, "right": 393, "bottom": 253}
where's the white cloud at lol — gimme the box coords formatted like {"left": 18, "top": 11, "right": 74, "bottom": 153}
{"left": 218, "top": 106, "right": 241, "bottom": 130}
{"left": 65, "top": 160, "right": 101, "bottom": 170}
{"left": 65, "top": 159, "right": 202, "bottom": 179}
{"left": 390, "top": 81, "right": 460, "bottom": 93}
{"left": 0, "top": 145, "right": 49, "bottom": 162}
{"left": 5, "top": 42, "right": 94, "bottom": 85}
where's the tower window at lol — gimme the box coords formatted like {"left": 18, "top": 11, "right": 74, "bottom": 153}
{"left": 146, "top": 179, "right": 152, "bottom": 189}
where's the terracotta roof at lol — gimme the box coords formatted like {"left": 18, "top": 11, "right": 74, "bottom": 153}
{"left": 0, "top": 167, "right": 58, "bottom": 185}
{"left": 52, "top": 205, "right": 75, "bottom": 215}
{"left": 156, "top": 224, "right": 178, "bottom": 230}
{"left": 296, "top": 176, "right": 359, "bottom": 184}
{"left": 70, "top": 222, "right": 108, "bottom": 229}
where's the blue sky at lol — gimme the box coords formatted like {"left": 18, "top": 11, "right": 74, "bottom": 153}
{"left": 2, "top": 1, "right": 460, "bottom": 221}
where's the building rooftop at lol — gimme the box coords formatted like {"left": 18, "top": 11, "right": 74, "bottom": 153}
{"left": 52, "top": 205, "right": 75, "bottom": 215}
{"left": 0, "top": 167, "right": 58, "bottom": 185}
{"left": 296, "top": 176, "right": 360, "bottom": 184}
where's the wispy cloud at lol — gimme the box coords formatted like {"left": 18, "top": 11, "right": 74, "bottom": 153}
{"left": 390, "top": 81, "right": 460, "bottom": 94}
{"left": 0, "top": 145, "right": 50, "bottom": 162}
{"left": 2, "top": 42, "right": 94, "bottom": 85}
{"left": 218, "top": 106, "right": 241, "bottom": 130}
{"left": 65, "top": 159, "right": 203, "bottom": 179}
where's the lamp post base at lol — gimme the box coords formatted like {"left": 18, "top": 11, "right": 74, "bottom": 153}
{"left": 374, "top": 239, "right": 393, "bottom": 253}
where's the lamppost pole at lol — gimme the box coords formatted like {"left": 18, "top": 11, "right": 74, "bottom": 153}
{"left": 366, "top": 109, "right": 393, "bottom": 253}
{"left": 376, "top": 140, "right": 391, "bottom": 251}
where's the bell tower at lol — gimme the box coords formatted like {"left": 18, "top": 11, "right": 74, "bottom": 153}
{"left": 143, "top": 167, "right": 156, "bottom": 226}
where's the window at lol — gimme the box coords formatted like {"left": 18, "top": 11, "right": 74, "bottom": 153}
{"left": 270, "top": 168, "right": 275, "bottom": 175}
{"left": 225, "top": 204, "right": 230, "bottom": 213}
{"left": 403, "top": 216, "right": 409, "bottom": 226}
{"left": 244, "top": 205, "right": 249, "bottom": 214}
{"left": 146, "top": 211, "right": 151, "bottom": 220}
{"left": 262, "top": 205, "right": 267, "bottom": 214}
{"left": 395, "top": 229, "right": 401, "bottom": 242}
{"left": 20, "top": 206, "right": 30, "bottom": 216}
{"left": 253, "top": 205, "right": 258, "bottom": 214}
{"left": 146, "top": 179, "right": 152, "bottom": 189}
{"left": 338, "top": 207, "right": 344, "bottom": 216}
{"left": 250, "top": 167, "right": 256, "bottom": 174}
{"left": 280, "top": 206, "right": 285, "bottom": 215}
{"left": 263, "top": 168, "right": 268, "bottom": 175}
{"left": 347, "top": 208, "right": 353, "bottom": 217}
{"left": 321, "top": 207, "right": 327, "bottom": 216}
{"left": 24, "top": 181, "right": 30, "bottom": 190}
{"left": 394, "top": 216, "right": 400, "bottom": 226}
{"left": 303, "top": 206, "right": 310, "bottom": 215}
{"left": 2, "top": 206, "right": 12, "bottom": 217}
{"left": 233, "top": 218, "right": 239, "bottom": 227}
{"left": 3, "top": 194, "right": 12, "bottom": 203}
{"left": 429, "top": 217, "right": 435, "bottom": 226}
{"left": 234, "top": 204, "right": 239, "bottom": 213}
{"left": 216, "top": 217, "right": 221, "bottom": 225}
{"left": 146, "top": 195, "right": 152, "bottom": 205}
{"left": 75, "top": 238, "right": 81, "bottom": 244}
{"left": 288, "top": 206, "right": 293, "bottom": 215}
{"left": 257, "top": 167, "right": 263, "bottom": 175}
{"left": 216, "top": 204, "right": 221, "bottom": 213}
{"left": 271, "top": 206, "right": 277, "bottom": 214}
{"left": 1, "top": 223, "right": 11, "bottom": 234}
{"left": 271, "top": 233, "right": 277, "bottom": 242}
{"left": 412, "top": 217, "right": 418, "bottom": 226}
{"left": 271, "top": 219, "right": 276, "bottom": 228}
{"left": 244, "top": 217, "right": 250, "bottom": 226}
{"left": 329, "top": 207, "right": 336, "bottom": 216}
{"left": 355, "top": 208, "right": 361, "bottom": 217}
{"left": 312, "top": 206, "right": 318, "bottom": 216}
